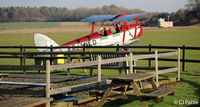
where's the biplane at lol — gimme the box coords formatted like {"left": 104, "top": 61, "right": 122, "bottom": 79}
{"left": 34, "top": 13, "right": 145, "bottom": 52}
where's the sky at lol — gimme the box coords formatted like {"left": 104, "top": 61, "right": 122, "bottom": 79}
{"left": 0, "top": 0, "right": 188, "bottom": 13}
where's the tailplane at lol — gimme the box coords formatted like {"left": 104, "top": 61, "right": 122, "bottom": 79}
{"left": 34, "top": 33, "right": 59, "bottom": 52}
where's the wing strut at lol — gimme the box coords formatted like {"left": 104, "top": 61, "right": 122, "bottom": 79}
{"left": 122, "top": 21, "right": 127, "bottom": 43}
{"left": 100, "top": 22, "right": 104, "bottom": 35}
{"left": 134, "top": 17, "right": 139, "bottom": 38}
{"left": 91, "top": 22, "right": 95, "bottom": 34}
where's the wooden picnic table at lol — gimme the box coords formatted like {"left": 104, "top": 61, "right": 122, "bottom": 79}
{"left": 97, "top": 73, "right": 176, "bottom": 107}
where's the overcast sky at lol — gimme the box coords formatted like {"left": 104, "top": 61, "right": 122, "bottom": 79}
{"left": 0, "top": 0, "right": 188, "bottom": 13}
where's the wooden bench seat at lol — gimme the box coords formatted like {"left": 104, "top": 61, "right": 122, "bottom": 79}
{"left": 0, "top": 81, "right": 55, "bottom": 87}
{"left": 142, "top": 88, "right": 176, "bottom": 99}
{"left": 89, "top": 89, "right": 105, "bottom": 97}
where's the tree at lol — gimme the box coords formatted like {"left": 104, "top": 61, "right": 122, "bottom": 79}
{"left": 185, "top": 0, "right": 200, "bottom": 10}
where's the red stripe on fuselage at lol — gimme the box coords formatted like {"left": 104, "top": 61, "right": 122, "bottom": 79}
{"left": 61, "top": 32, "right": 100, "bottom": 46}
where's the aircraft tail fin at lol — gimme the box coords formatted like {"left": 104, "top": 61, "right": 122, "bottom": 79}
{"left": 34, "top": 33, "right": 59, "bottom": 52}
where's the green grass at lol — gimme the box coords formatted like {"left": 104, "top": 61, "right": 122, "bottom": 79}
{"left": 0, "top": 22, "right": 58, "bottom": 30}
{"left": 0, "top": 23, "right": 200, "bottom": 107}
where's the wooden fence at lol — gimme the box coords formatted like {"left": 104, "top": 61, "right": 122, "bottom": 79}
{"left": 0, "top": 45, "right": 182, "bottom": 99}
{"left": 0, "top": 44, "right": 199, "bottom": 71}
{"left": 46, "top": 49, "right": 181, "bottom": 96}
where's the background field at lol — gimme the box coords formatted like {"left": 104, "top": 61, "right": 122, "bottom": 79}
{"left": 0, "top": 22, "right": 200, "bottom": 107}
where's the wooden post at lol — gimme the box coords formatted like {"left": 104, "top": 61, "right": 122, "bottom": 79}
{"left": 155, "top": 50, "right": 159, "bottom": 86}
{"left": 125, "top": 54, "right": 129, "bottom": 75}
{"left": 83, "top": 45, "right": 86, "bottom": 62}
{"left": 182, "top": 45, "right": 185, "bottom": 71}
{"left": 50, "top": 45, "right": 53, "bottom": 65}
{"left": 67, "top": 48, "right": 71, "bottom": 76}
{"left": 118, "top": 46, "right": 123, "bottom": 75}
{"left": 178, "top": 48, "right": 181, "bottom": 81}
{"left": 148, "top": 44, "right": 152, "bottom": 67}
{"left": 89, "top": 51, "right": 93, "bottom": 76}
{"left": 46, "top": 60, "right": 50, "bottom": 107}
{"left": 20, "top": 45, "right": 23, "bottom": 67}
{"left": 133, "top": 60, "right": 136, "bottom": 73}
{"left": 23, "top": 48, "right": 26, "bottom": 74}
{"left": 129, "top": 52, "right": 133, "bottom": 74}
{"left": 97, "top": 55, "right": 102, "bottom": 88}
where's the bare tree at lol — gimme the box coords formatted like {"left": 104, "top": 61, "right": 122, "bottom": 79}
{"left": 185, "top": 0, "right": 200, "bottom": 10}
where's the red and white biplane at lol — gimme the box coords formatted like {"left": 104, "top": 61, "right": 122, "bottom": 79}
{"left": 34, "top": 13, "right": 144, "bottom": 52}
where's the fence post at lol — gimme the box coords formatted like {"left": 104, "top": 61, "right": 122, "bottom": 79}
{"left": 155, "top": 50, "right": 159, "bottom": 86}
{"left": 178, "top": 48, "right": 181, "bottom": 81}
{"left": 89, "top": 50, "right": 93, "bottom": 77}
{"left": 46, "top": 60, "right": 51, "bottom": 107}
{"left": 125, "top": 54, "right": 129, "bottom": 75}
{"left": 82, "top": 44, "right": 86, "bottom": 63}
{"left": 50, "top": 45, "right": 53, "bottom": 65}
{"left": 148, "top": 44, "right": 152, "bottom": 67}
{"left": 129, "top": 52, "right": 133, "bottom": 74}
{"left": 97, "top": 55, "right": 102, "bottom": 88}
{"left": 182, "top": 45, "right": 185, "bottom": 71}
{"left": 23, "top": 48, "right": 26, "bottom": 74}
{"left": 20, "top": 45, "right": 23, "bottom": 67}
{"left": 67, "top": 48, "right": 71, "bottom": 76}
{"left": 133, "top": 60, "right": 136, "bottom": 73}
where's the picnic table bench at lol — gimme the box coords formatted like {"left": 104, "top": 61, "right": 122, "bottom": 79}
{"left": 0, "top": 97, "right": 53, "bottom": 107}
{"left": 91, "top": 73, "right": 176, "bottom": 107}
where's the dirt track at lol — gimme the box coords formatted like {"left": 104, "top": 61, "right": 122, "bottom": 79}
{"left": 0, "top": 25, "right": 194, "bottom": 34}
{"left": 0, "top": 26, "right": 92, "bottom": 34}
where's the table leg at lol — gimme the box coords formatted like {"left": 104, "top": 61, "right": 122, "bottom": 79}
{"left": 131, "top": 81, "right": 148, "bottom": 107}
{"left": 121, "top": 85, "right": 129, "bottom": 99}
{"left": 149, "top": 77, "right": 159, "bottom": 90}
{"left": 97, "top": 82, "right": 115, "bottom": 106}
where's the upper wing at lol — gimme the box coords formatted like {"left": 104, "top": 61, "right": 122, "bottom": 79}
{"left": 80, "top": 15, "right": 117, "bottom": 22}
{"left": 113, "top": 13, "right": 144, "bottom": 22}
{"left": 80, "top": 13, "right": 144, "bottom": 22}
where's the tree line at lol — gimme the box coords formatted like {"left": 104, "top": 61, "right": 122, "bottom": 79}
{"left": 147, "top": 0, "right": 200, "bottom": 26}
{"left": 0, "top": 0, "right": 199, "bottom": 26}
{"left": 0, "top": 5, "right": 149, "bottom": 22}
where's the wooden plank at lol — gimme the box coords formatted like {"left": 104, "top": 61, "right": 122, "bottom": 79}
{"left": 178, "top": 48, "right": 181, "bottom": 81}
{"left": 50, "top": 60, "right": 97, "bottom": 70}
{"left": 125, "top": 54, "right": 129, "bottom": 74}
{"left": 24, "top": 98, "right": 53, "bottom": 107}
{"left": 0, "top": 73, "right": 9, "bottom": 80}
{"left": 101, "top": 57, "right": 128, "bottom": 65}
{"left": 0, "top": 73, "right": 9, "bottom": 77}
{"left": 50, "top": 80, "right": 111, "bottom": 95}
{"left": 0, "top": 97, "right": 53, "bottom": 107}
{"left": 131, "top": 81, "right": 148, "bottom": 107}
{"left": 46, "top": 60, "right": 51, "bottom": 107}
{"left": 130, "top": 52, "right": 133, "bottom": 74}
{"left": 97, "top": 82, "right": 115, "bottom": 106}
{"left": 50, "top": 51, "right": 178, "bottom": 71}
{"left": 110, "top": 73, "right": 155, "bottom": 82}
{"left": 149, "top": 77, "right": 159, "bottom": 90}
{"left": 158, "top": 67, "right": 178, "bottom": 74}
{"left": 155, "top": 50, "right": 159, "bottom": 86}
{"left": 143, "top": 88, "right": 176, "bottom": 98}
{"left": 157, "top": 51, "right": 178, "bottom": 57}
{"left": 132, "top": 54, "right": 155, "bottom": 60}
{"left": 54, "top": 95, "right": 88, "bottom": 102}
{"left": 0, "top": 65, "right": 45, "bottom": 71}
{"left": 0, "top": 81, "right": 54, "bottom": 86}
{"left": 97, "top": 55, "right": 102, "bottom": 87}
{"left": 133, "top": 60, "right": 137, "bottom": 73}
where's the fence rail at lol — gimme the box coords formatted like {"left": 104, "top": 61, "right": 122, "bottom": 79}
{"left": 0, "top": 44, "right": 200, "bottom": 71}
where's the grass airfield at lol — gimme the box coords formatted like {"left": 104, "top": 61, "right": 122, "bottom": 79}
{"left": 0, "top": 22, "right": 200, "bottom": 107}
